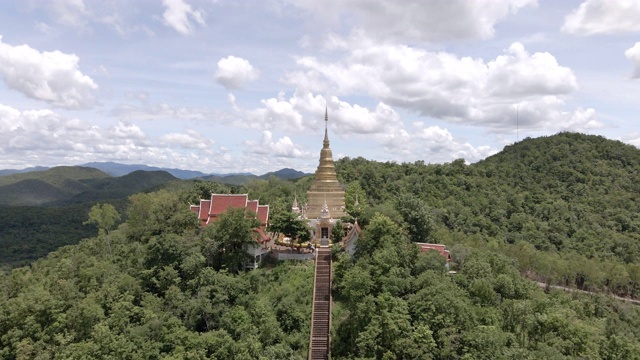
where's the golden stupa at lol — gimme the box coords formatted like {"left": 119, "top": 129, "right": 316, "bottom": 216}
{"left": 306, "top": 109, "right": 346, "bottom": 219}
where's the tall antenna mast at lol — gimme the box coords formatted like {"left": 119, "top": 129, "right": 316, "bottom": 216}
{"left": 516, "top": 105, "right": 519, "bottom": 143}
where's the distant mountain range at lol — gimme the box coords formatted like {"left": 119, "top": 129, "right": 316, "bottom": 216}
{"left": 0, "top": 162, "right": 310, "bottom": 181}
{"left": 0, "top": 166, "right": 178, "bottom": 206}
{"left": 0, "top": 164, "right": 311, "bottom": 206}
{"left": 202, "top": 168, "right": 310, "bottom": 185}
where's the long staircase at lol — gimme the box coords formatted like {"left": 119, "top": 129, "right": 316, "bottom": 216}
{"left": 309, "top": 247, "right": 332, "bottom": 360}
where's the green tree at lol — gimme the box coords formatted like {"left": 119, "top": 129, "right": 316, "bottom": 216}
{"left": 126, "top": 190, "right": 198, "bottom": 242}
{"left": 85, "top": 203, "right": 120, "bottom": 236}
{"left": 396, "top": 193, "right": 433, "bottom": 243}
{"left": 209, "top": 207, "right": 260, "bottom": 273}
{"left": 332, "top": 220, "right": 344, "bottom": 243}
{"left": 269, "top": 211, "right": 311, "bottom": 247}
{"left": 84, "top": 203, "right": 121, "bottom": 255}
{"left": 345, "top": 182, "right": 367, "bottom": 220}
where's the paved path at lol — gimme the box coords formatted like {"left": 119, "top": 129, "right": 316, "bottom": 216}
{"left": 535, "top": 282, "right": 640, "bottom": 305}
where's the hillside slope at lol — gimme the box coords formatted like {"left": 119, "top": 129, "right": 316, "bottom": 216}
{"left": 335, "top": 132, "right": 640, "bottom": 265}
{"left": 54, "top": 170, "right": 178, "bottom": 205}
{"left": 0, "top": 167, "right": 111, "bottom": 206}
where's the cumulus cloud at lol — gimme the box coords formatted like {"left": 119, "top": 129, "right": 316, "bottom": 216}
{"left": 0, "top": 103, "right": 234, "bottom": 171}
{"left": 0, "top": 104, "right": 144, "bottom": 162}
{"left": 288, "top": 0, "right": 536, "bottom": 42}
{"left": 215, "top": 56, "right": 260, "bottom": 90}
{"left": 625, "top": 42, "right": 640, "bottom": 78}
{"left": 284, "top": 34, "right": 591, "bottom": 134}
{"left": 229, "top": 91, "right": 314, "bottom": 131}
{"left": 0, "top": 36, "right": 98, "bottom": 109}
{"left": 245, "top": 130, "right": 311, "bottom": 158}
{"left": 562, "top": 0, "right": 640, "bottom": 35}
{"left": 159, "top": 129, "right": 214, "bottom": 149}
{"left": 412, "top": 123, "right": 497, "bottom": 162}
{"left": 162, "top": 0, "right": 205, "bottom": 35}
{"left": 486, "top": 43, "right": 578, "bottom": 97}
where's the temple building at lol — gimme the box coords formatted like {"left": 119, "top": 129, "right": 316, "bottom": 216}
{"left": 190, "top": 194, "right": 271, "bottom": 269}
{"left": 306, "top": 109, "right": 346, "bottom": 219}
{"left": 301, "top": 109, "right": 346, "bottom": 245}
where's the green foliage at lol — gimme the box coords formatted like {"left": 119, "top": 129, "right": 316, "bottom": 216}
{"left": 331, "top": 220, "right": 344, "bottom": 243}
{"left": 85, "top": 203, "right": 121, "bottom": 256}
{"left": 335, "top": 133, "right": 640, "bottom": 297}
{"left": 396, "top": 193, "right": 434, "bottom": 243}
{"left": 125, "top": 190, "right": 199, "bottom": 242}
{"left": 180, "top": 180, "right": 231, "bottom": 204}
{"left": 345, "top": 181, "right": 367, "bottom": 220}
{"left": 204, "top": 207, "right": 261, "bottom": 274}
{"left": 0, "top": 204, "right": 100, "bottom": 267}
{"left": 0, "top": 189, "right": 314, "bottom": 359}
{"left": 4, "top": 131, "right": 640, "bottom": 359}
{"left": 269, "top": 211, "right": 311, "bottom": 246}
{"left": 85, "top": 203, "right": 121, "bottom": 236}
{"left": 333, "top": 238, "right": 640, "bottom": 359}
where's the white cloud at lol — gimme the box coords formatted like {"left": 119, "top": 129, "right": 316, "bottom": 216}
{"left": 0, "top": 36, "right": 98, "bottom": 109}
{"left": 0, "top": 104, "right": 139, "bottom": 159}
{"left": 412, "top": 123, "right": 497, "bottom": 162}
{"left": 159, "top": 129, "right": 214, "bottom": 149}
{"left": 621, "top": 132, "right": 640, "bottom": 148}
{"left": 0, "top": 103, "right": 232, "bottom": 171}
{"left": 625, "top": 42, "right": 640, "bottom": 78}
{"left": 215, "top": 56, "right": 260, "bottom": 89}
{"left": 230, "top": 90, "right": 324, "bottom": 131}
{"left": 110, "top": 100, "right": 227, "bottom": 123}
{"left": 562, "top": 0, "right": 640, "bottom": 36}
{"left": 245, "top": 130, "right": 311, "bottom": 158}
{"left": 285, "top": 35, "right": 588, "bottom": 134}
{"left": 51, "top": 0, "right": 89, "bottom": 28}
{"left": 486, "top": 43, "right": 578, "bottom": 97}
{"left": 108, "top": 121, "right": 146, "bottom": 140}
{"left": 162, "top": 0, "right": 205, "bottom": 35}
{"left": 288, "top": 0, "right": 536, "bottom": 42}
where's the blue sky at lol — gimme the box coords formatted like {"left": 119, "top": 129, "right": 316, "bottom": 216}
{"left": 0, "top": 0, "right": 639, "bottom": 174}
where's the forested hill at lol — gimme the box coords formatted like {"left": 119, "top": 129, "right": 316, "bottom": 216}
{"left": 477, "top": 132, "right": 640, "bottom": 197}
{"left": 0, "top": 169, "right": 181, "bottom": 267}
{"left": 472, "top": 132, "right": 640, "bottom": 259}
{"left": 335, "top": 132, "right": 640, "bottom": 294}
{"left": 328, "top": 132, "right": 640, "bottom": 359}
{"left": 0, "top": 167, "right": 179, "bottom": 206}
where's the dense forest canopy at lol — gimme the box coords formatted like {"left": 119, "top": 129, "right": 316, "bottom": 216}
{"left": 1, "top": 132, "right": 640, "bottom": 359}
{"left": 0, "top": 190, "right": 313, "bottom": 359}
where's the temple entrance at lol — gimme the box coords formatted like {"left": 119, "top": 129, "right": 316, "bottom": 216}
{"left": 321, "top": 227, "right": 329, "bottom": 239}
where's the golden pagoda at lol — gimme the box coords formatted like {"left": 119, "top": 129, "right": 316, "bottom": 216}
{"left": 306, "top": 108, "right": 346, "bottom": 219}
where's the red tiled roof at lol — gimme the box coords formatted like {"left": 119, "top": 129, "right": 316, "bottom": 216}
{"left": 190, "top": 194, "right": 270, "bottom": 230}
{"left": 247, "top": 200, "right": 259, "bottom": 214}
{"left": 253, "top": 227, "right": 271, "bottom": 243}
{"left": 210, "top": 194, "right": 248, "bottom": 216}
{"left": 257, "top": 205, "right": 269, "bottom": 227}
{"left": 199, "top": 200, "right": 211, "bottom": 221}
{"left": 416, "top": 243, "right": 451, "bottom": 261}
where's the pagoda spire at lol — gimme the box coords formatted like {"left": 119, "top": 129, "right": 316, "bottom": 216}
{"left": 292, "top": 191, "right": 300, "bottom": 213}
{"left": 323, "top": 106, "right": 329, "bottom": 148}
{"left": 306, "top": 107, "right": 345, "bottom": 219}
